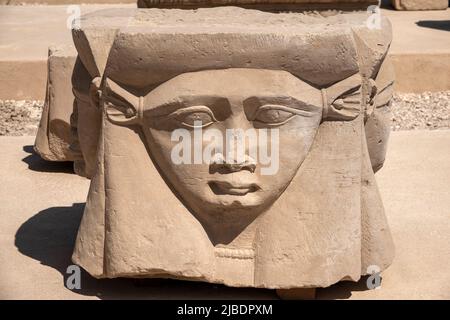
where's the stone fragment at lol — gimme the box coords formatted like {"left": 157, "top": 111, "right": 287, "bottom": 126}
{"left": 138, "top": 0, "right": 380, "bottom": 10}
{"left": 365, "top": 55, "right": 395, "bottom": 173}
{"left": 392, "top": 0, "right": 448, "bottom": 10}
{"left": 34, "top": 45, "right": 82, "bottom": 162}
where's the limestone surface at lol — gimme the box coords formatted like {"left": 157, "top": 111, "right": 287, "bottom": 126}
{"left": 69, "top": 7, "right": 395, "bottom": 289}
{"left": 138, "top": 0, "right": 380, "bottom": 9}
{"left": 392, "top": 0, "right": 448, "bottom": 10}
{"left": 34, "top": 46, "right": 83, "bottom": 162}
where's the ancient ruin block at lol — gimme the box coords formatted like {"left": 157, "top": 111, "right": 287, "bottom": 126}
{"left": 34, "top": 45, "right": 82, "bottom": 162}
{"left": 392, "top": 0, "right": 448, "bottom": 10}
{"left": 137, "top": 0, "right": 380, "bottom": 10}
{"left": 70, "top": 7, "right": 395, "bottom": 289}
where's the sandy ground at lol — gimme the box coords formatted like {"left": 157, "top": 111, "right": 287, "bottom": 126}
{"left": 0, "top": 131, "right": 449, "bottom": 300}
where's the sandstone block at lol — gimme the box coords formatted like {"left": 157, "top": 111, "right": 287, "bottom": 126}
{"left": 70, "top": 7, "right": 395, "bottom": 289}
{"left": 34, "top": 45, "right": 82, "bottom": 162}
{"left": 392, "top": 0, "right": 448, "bottom": 10}
{"left": 138, "top": 0, "right": 380, "bottom": 10}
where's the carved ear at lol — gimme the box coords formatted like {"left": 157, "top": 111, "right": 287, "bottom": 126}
{"left": 361, "top": 78, "right": 378, "bottom": 121}
{"left": 322, "top": 73, "right": 362, "bottom": 121}
{"left": 373, "top": 55, "right": 395, "bottom": 110}
{"left": 102, "top": 78, "right": 142, "bottom": 125}
{"left": 89, "top": 77, "right": 102, "bottom": 107}
{"left": 374, "top": 79, "right": 394, "bottom": 109}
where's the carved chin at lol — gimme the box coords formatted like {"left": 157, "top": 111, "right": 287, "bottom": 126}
{"left": 183, "top": 185, "right": 279, "bottom": 220}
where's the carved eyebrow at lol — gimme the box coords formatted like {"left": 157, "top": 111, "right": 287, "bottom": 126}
{"left": 153, "top": 105, "right": 218, "bottom": 121}
{"left": 243, "top": 96, "right": 322, "bottom": 112}
{"left": 243, "top": 96, "right": 321, "bottom": 120}
{"left": 144, "top": 95, "right": 231, "bottom": 120}
{"left": 256, "top": 104, "right": 316, "bottom": 118}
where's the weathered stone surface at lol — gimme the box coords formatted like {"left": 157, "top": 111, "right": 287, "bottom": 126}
{"left": 33, "top": 44, "right": 99, "bottom": 177}
{"left": 71, "top": 57, "right": 102, "bottom": 179}
{"left": 365, "top": 55, "right": 395, "bottom": 173}
{"left": 70, "top": 7, "right": 395, "bottom": 289}
{"left": 392, "top": 0, "right": 448, "bottom": 10}
{"left": 34, "top": 46, "right": 82, "bottom": 162}
{"left": 137, "top": 0, "right": 380, "bottom": 10}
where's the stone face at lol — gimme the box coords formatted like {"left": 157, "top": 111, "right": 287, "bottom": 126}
{"left": 138, "top": 0, "right": 380, "bottom": 10}
{"left": 392, "top": 0, "right": 448, "bottom": 10}
{"left": 34, "top": 46, "right": 82, "bottom": 162}
{"left": 70, "top": 7, "right": 395, "bottom": 289}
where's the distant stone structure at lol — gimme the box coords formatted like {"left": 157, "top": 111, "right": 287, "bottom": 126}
{"left": 34, "top": 46, "right": 81, "bottom": 162}
{"left": 392, "top": 0, "right": 448, "bottom": 10}
{"left": 137, "top": 0, "right": 380, "bottom": 9}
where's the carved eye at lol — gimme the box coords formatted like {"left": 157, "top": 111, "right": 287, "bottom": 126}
{"left": 170, "top": 106, "right": 217, "bottom": 129}
{"left": 253, "top": 105, "right": 296, "bottom": 126}
{"left": 177, "top": 112, "right": 214, "bottom": 128}
{"left": 104, "top": 99, "right": 139, "bottom": 125}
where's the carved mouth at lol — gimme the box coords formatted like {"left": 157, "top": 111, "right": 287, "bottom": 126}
{"left": 208, "top": 181, "right": 260, "bottom": 196}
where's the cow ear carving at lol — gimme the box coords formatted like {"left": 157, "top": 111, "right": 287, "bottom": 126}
{"left": 374, "top": 78, "right": 394, "bottom": 109}
{"left": 322, "top": 73, "right": 363, "bottom": 121}
{"left": 102, "top": 78, "right": 142, "bottom": 125}
{"left": 364, "top": 79, "right": 379, "bottom": 121}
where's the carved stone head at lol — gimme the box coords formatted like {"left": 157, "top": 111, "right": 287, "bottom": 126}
{"left": 100, "top": 67, "right": 365, "bottom": 243}
{"left": 72, "top": 8, "right": 395, "bottom": 288}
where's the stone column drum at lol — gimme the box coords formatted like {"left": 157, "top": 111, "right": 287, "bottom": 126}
{"left": 68, "top": 6, "right": 396, "bottom": 295}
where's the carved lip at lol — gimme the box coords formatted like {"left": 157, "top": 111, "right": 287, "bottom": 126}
{"left": 208, "top": 181, "right": 260, "bottom": 196}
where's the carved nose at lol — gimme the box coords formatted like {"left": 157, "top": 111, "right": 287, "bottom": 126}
{"left": 209, "top": 153, "right": 256, "bottom": 174}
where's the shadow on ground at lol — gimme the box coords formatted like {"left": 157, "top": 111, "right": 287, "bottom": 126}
{"left": 13, "top": 203, "right": 276, "bottom": 299}
{"left": 380, "top": 0, "right": 395, "bottom": 9}
{"left": 21, "top": 145, "right": 74, "bottom": 174}
{"left": 14, "top": 202, "right": 377, "bottom": 299}
{"left": 416, "top": 20, "right": 450, "bottom": 32}
{"left": 317, "top": 276, "right": 384, "bottom": 299}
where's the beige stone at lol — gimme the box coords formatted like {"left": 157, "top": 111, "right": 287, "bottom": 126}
{"left": 70, "top": 7, "right": 395, "bottom": 289}
{"left": 34, "top": 46, "right": 83, "bottom": 162}
{"left": 392, "top": 0, "right": 448, "bottom": 10}
{"left": 71, "top": 57, "right": 102, "bottom": 178}
{"left": 138, "top": 0, "right": 380, "bottom": 10}
{"left": 365, "top": 55, "right": 395, "bottom": 172}
{"left": 33, "top": 45, "right": 100, "bottom": 177}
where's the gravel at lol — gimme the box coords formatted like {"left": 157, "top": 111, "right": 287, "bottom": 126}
{"left": 0, "top": 91, "right": 449, "bottom": 135}
{"left": 0, "top": 100, "right": 44, "bottom": 136}
{"left": 391, "top": 91, "right": 450, "bottom": 131}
